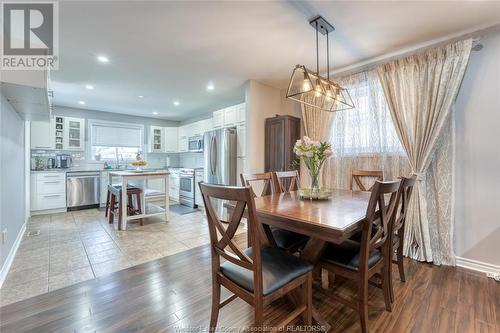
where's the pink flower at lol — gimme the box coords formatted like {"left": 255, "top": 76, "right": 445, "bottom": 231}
{"left": 324, "top": 148, "right": 333, "bottom": 157}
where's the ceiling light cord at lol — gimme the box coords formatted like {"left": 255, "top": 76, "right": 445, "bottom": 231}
{"left": 326, "top": 30, "right": 330, "bottom": 81}
{"left": 315, "top": 21, "right": 319, "bottom": 75}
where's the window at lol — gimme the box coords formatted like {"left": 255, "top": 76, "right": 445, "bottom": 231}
{"left": 88, "top": 120, "right": 144, "bottom": 161}
{"left": 330, "top": 72, "right": 404, "bottom": 156}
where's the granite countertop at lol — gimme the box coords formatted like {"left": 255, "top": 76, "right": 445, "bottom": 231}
{"left": 31, "top": 167, "right": 171, "bottom": 173}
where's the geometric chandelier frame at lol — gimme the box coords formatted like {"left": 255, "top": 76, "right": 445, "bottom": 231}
{"left": 286, "top": 16, "right": 355, "bottom": 112}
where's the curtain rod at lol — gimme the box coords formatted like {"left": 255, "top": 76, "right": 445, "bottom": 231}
{"left": 330, "top": 23, "right": 500, "bottom": 79}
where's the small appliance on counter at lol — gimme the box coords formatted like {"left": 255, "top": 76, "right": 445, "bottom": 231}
{"left": 56, "top": 154, "right": 72, "bottom": 168}
{"left": 47, "top": 158, "right": 56, "bottom": 169}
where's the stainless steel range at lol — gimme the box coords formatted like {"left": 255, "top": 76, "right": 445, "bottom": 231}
{"left": 179, "top": 168, "right": 197, "bottom": 208}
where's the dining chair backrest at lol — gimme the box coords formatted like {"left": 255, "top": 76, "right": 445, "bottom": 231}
{"left": 272, "top": 170, "right": 300, "bottom": 193}
{"left": 360, "top": 180, "right": 401, "bottom": 263}
{"left": 240, "top": 172, "right": 276, "bottom": 197}
{"left": 350, "top": 169, "right": 384, "bottom": 192}
{"left": 199, "top": 182, "right": 265, "bottom": 294}
{"left": 393, "top": 175, "right": 417, "bottom": 234}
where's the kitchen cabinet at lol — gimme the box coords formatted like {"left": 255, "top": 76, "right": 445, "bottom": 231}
{"left": 223, "top": 106, "right": 237, "bottom": 127}
{"left": 178, "top": 125, "right": 189, "bottom": 152}
{"left": 194, "top": 169, "right": 204, "bottom": 207}
{"left": 236, "top": 124, "right": 246, "bottom": 157}
{"left": 31, "top": 120, "right": 54, "bottom": 149}
{"left": 31, "top": 172, "right": 67, "bottom": 212}
{"left": 149, "top": 126, "right": 164, "bottom": 152}
{"left": 213, "top": 110, "right": 224, "bottom": 129}
{"left": 169, "top": 169, "right": 180, "bottom": 201}
{"left": 236, "top": 103, "right": 246, "bottom": 124}
{"left": 147, "top": 178, "right": 166, "bottom": 193}
{"left": 63, "top": 117, "right": 85, "bottom": 151}
{"left": 100, "top": 171, "right": 109, "bottom": 205}
{"left": 164, "top": 127, "right": 178, "bottom": 153}
{"left": 199, "top": 118, "right": 213, "bottom": 135}
{"left": 212, "top": 103, "right": 245, "bottom": 129}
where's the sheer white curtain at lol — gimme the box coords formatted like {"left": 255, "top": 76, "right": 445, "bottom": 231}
{"left": 324, "top": 70, "right": 410, "bottom": 190}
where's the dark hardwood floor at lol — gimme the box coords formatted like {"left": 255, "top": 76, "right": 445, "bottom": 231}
{"left": 0, "top": 233, "right": 498, "bottom": 333}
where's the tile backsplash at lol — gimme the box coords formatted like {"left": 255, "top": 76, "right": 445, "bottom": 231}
{"left": 30, "top": 149, "right": 202, "bottom": 170}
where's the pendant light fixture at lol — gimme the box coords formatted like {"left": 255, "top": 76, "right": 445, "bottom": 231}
{"left": 286, "top": 16, "right": 354, "bottom": 112}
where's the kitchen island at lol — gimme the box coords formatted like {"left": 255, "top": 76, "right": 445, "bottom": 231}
{"left": 109, "top": 170, "right": 170, "bottom": 230}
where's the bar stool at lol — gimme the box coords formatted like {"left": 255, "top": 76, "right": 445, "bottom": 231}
{"left": 107, "top": 185, "right": 143, "bottom": 230}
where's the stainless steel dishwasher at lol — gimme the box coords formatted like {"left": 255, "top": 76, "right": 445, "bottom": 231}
{"left": 66, "top": 171, "right": 100, "bottom": 210}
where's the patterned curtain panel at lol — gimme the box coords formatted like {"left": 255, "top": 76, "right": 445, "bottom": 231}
{"left": 377, "top": 39, "right": 472, "bottom": 265}
{"left": 300, "top": 96, "right": 336, "bottom": 188}
{"left": 325, "top": 70, "right": 410, "bottom": 191}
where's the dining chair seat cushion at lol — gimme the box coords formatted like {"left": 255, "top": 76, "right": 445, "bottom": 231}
{"left": 220, "top": 245, "right": 314, "bottom": 295}
{"left": 321, "top": 240, "right": 382, "bottom": 271}
{"left": 107, "top": 184, "right": 141, "bottom": 196}
{"left": 271, "top": 227, "right": 309, "bottom": 251}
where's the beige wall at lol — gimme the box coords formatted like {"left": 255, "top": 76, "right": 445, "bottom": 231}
{"left": 245, "top": 80, "right": 282, "bottom": 174}
{"left": 454, "top": 31, "right": 500, "bottom": 266}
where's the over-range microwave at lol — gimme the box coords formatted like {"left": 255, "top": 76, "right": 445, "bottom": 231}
{"left": 188, "top": 136, "right": 203, "bottom": 152}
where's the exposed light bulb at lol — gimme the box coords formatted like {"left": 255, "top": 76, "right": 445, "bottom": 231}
{"left": 302, "top": 79, "right": 311, "bottom": 91}
{"left": 314, "top": 84, "right": 322, "bottom": 97}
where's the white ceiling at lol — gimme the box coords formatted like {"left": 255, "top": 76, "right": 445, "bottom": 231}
{"left": 51, "top": 0, "right": 500, "bottom": 121}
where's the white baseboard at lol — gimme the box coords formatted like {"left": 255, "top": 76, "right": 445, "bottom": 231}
{"left": 456, "top": 256, "right": 500, "bottom": 276}
{"left": 0, "top": 223, "right": 26, "bottom": 288}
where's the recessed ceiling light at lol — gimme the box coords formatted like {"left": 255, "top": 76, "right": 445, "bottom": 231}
{"left": 78, "top": 101, "right": 86, "bottom": 105}
{"left": 85, "top": 84, "right": 94, "bottom": 90}
{"left": 206, "top": 82, "right": 215, "bottom": 91}
{"left": 153, "top": 111, "right": 158, "bottom": 115}
{"left": 138, "top": 95, "right": 144, "bottom": 98}
{"left": 97, "top": 55, "right": 109, "bottom": 63}
{"left": 173, "top": 101, "right": 180, "bottom": 106}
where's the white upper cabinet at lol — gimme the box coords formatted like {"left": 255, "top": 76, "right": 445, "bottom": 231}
{"left": 63, "top": 117, "right": 85, "bottom": 151}
{"left": 31, "top": 116, "right": 84, "bottom": 151}
{"left": 164, "top": 127, "right": 178, "bottom": 153}
{"left": 149, "top": 126, "right": 164, "bottom": 153}
{"left": 31, "top": 120, "right": 54, "bottom": 149}
{"left": 178, "top": 124, "right": 189, "bottom": 152}
{"left": 223, "top": 106, "right": 237, "bottom": 127}
{"left": 212, "top": 103, "right": 245, "bottom": 129}
{"left": 213, "top": 110, "right": 224, "bottom": 129}
{"left": 236, "top": 103, "right": 246, "bottom": 124}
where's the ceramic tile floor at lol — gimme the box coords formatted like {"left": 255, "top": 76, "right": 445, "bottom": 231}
{"left": 0, "top": 205, "right": 246, "bottom": 307}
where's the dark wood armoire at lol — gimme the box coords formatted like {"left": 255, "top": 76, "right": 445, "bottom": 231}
{"left": 264, "top": 115, "right": 301, "bottom": 174}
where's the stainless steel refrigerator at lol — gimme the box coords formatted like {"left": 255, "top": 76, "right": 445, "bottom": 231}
{"left": 203, "top": 127, "right": 237, "bottom": 217}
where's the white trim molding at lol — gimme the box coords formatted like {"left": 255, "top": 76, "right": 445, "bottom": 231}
{"left": 456, "top": 256, "right": 500, "bottom": 276}
{"left": 0, "top": 223, "right": 26, "bottom": 288}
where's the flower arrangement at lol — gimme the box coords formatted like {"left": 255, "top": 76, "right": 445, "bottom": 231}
{"left": 294, "top": 136, "right": 332, "bottom": 192}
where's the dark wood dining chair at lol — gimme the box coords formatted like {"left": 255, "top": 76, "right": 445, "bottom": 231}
{"left": 350, "top": 169, "right": 383, "bottom": 191}
{"left": 389, "top": 175, "right": 417, "bottom": 302}
{"left": 272, "top": 170, "right": 300, "bottom": 193}
{"left": 199, "top": 182, "right": 314, "bottom": 330}
{"left": 240, "top": 172, "right": 276, "bottom": 197}
{"left": 241, "top": 172, "right": 308, "bottom": 253}
{"left": 319, "top": 180, "right": 401, "bottom": 333}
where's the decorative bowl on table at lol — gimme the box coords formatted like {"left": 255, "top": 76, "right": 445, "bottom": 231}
{"left": 299, "top": 188, "right": 333, "bottom": 200}
{"left": 130, "top": 160, "right": 147, "bottom": 171}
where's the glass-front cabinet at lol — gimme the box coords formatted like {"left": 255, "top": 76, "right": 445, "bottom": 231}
{"left": 149, "top": 126, "right": 164, "bottom": 152}
{"left": 63, "top": 117, "right": 85, "bottom": 151}
{"left": 54, "top": 116, "right": 65, "bottom": 150}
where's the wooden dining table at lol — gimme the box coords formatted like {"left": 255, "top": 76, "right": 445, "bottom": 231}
{"left": 227, "top": 189, "right": 372, "bottom": 331}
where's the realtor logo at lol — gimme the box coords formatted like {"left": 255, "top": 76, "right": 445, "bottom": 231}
{"left": 1, "top": 1, "right": 59, "bottom": 70}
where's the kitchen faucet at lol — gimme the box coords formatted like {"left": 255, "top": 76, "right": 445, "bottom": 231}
{"left": 115, "top": 153, "right": 124, "bottom": 169}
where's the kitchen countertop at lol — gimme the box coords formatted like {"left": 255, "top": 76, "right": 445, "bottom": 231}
{"left": 31, "top": 167, "right": 171, "bottom": 173}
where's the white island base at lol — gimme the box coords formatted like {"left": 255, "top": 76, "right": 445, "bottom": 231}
{"left": 109, "top": 170, "right": 170, "bottom": 230}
